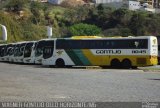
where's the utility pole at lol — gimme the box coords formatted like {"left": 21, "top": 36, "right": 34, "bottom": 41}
{"left": 0, "top": 24, "right": 7, "bottom": 41}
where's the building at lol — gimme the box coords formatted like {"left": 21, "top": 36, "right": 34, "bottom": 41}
{"left": 48, "top": 0, "right": 65, "bottom": 4}
{"left": 48, "top": 0, "right": 86, "bottom": 4}
{"left": 126, "top": 1, "right": 160, "bottom": 13}
{"left": 146, "top": 0, "right": 159, "bottom": 8}
{"left": 92, "top": 0, "right": 160, "bottom": 13}
{"left": 92, "top": 0, "right": 123, "bottom": 4}
{"left": 31, "top": 0, "right": 48, "bottom": 2}
{"left": 126, "top": 1, "right": 142, "bottom": 10}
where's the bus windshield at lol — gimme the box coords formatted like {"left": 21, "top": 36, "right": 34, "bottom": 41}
{"left": 5, "top": 44, "right": 13, "bottom": 56}
{"left": 0, "top": 45, "right": 6, "bottom": 57}
{"left": 18, "top": 43, "right": 26, "bottom": 57}
{"left": 8, "top": 47, "right": 15, "bottom": 56}
{"left": 35, "top": 41, "right": 45, "bottom": 57}
{"left": 43, "top": 40, "right": 54, "bottom": 59}
{"left": 14, "top": 44, "right": 20, "bottom": 57}
{"left": 24, "top": 42, "right": 34, "bottom": 58}
{"left": 14, "top": 43, "right": 26, "bottom": 57}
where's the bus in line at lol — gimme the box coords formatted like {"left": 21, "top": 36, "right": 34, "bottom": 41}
{"left": 34, "top": 39, "right": 51, "bottom": 64}
{"left": 3, "top": 43, "right": 14, "bottom": 62}
{"left": 0, "top": 44, "right": 6, "bottom": 62}
{"left": 23, "top": 41, "right": 37, "bottom": 64}
{"left": 42, "top": 36, "right": 158, "bottom": 68}
{"left": 13, "top": 42, "right": 27, "bottom": 63}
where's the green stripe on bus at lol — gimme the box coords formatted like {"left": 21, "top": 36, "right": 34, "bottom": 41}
{"left": 73, "top": 49, "right": 91, "bottom": 65}
{"left": 65, "top": 49, "right": 83, "bottom": 65}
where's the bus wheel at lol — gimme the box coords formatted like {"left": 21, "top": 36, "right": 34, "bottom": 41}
{"left": 56, "top": 59, "right": 65, "bottom": 68}
{"left": 111, "top": 59, "right": 120, "bottom": 68}
{"left": 132, "top": 66, "right": 137, "bottom": 69}
{"left": 49, "top": 65, "right": 55, "bottom": 68}
{"left": 121, "top": 59, "right": 132, "bottom": 69}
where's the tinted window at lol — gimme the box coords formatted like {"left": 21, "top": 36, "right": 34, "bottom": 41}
{"left": 56, "top": 39, "right": 148, "bottom": 49}
{"left": 35, "top": 41, "right": 45, "bottom": 57}
{"left": 35, "top": 40, "right": 54, "bottom": 57}
{"left": 158, "top": 45, "right": 160, "bottom": 51}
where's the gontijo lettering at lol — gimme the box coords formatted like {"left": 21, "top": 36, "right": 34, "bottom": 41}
{"left": 96, "top": 50, "right": 121, "bottom": 54}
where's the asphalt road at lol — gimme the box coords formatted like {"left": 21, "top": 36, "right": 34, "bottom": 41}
{"left": 0, "top": 62, "right": 160, "bottom": 102}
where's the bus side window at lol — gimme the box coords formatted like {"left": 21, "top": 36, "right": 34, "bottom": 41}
{"left": 104, "top": 41, "right": 110, "bottom": 49}
{"left": 128, "top": 40, "right": 137, "bottom": 48}
{"left": 139, "top": 40, "right": 147, "bottom": 49}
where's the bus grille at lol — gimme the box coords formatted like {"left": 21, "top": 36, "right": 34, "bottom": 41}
{"left": 137, "top": 58, "right": 147, "bottom": 65}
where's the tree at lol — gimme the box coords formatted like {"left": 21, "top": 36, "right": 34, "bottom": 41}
{"left": 69, "top": 23, "right": 102, "bottom": 36}
{"left": 0, "top": 12, "right": 23, "bottom": 42}
{"left": 129, "top": 11, "right": 148, "bottom": 35}
{"left": 5, "top": 0, "right": 29, "bottom": 12}
{"left": 30, "top": 1, "right": 44, "bottom": 25}
{"left": 103, "top": 27, "right": 132, "bottom": 36}
{"left": 144, "top": 14, "right": 160, "bottom": 35}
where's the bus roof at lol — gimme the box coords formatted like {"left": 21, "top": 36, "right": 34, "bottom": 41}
{"left": 55, "top": 36, "right": 156, "bottom": 40}
{"left": 71, "top": 36, "right": 102, "bottom": 39}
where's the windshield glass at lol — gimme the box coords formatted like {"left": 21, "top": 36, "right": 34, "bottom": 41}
{"left": 17, "top": 43, "right": 26, "bottom": 57}
{"left": 35, "top": 41, "right": 45, "bottom": 57}
{"left": 5, "top": 44, "right": 14, "bottom": 56}
{"left": 14, "top": 46, "right": 19, "bottom": 57}
{"left": 8, "top": 45, "right": 16, "bottom": 56}
{"left": 43, "top": 40, "right": 54, "bottom": 59}
{"left": 0, "top": 45, "right": 6, "bottom": 57}
{"left": 8, "top": 48, "right": 14, "bottom": 56}
{"left": 0, "top": 46, "right": 3, "bottom": 57}
{"left": 24, "top": 43, "right": 34, "bottom": 58}
{"left": 14, "top": 43, "right": 25, "bottom": 57}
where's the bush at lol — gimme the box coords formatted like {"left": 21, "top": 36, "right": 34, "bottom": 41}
{"left": 61, "top": 0, "right": 84, "bottom": 8}
{"left": 69, "top": 23, "right": 102, "bottom": 36}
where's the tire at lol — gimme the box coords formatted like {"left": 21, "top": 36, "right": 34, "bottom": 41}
{"left": 121, "top": 59, "right": 132, "bottom": 69}
{"left": 56, "top": 59, "right": 65, "bottom": 68}
{"left": 132, "top": 66, "right": 137, "bottom": 69}
{"left": 111, "top": 59, "right": 121, "bottom": 68}
{"left": 49, "top": 65, "right": 55, "bottom": 68}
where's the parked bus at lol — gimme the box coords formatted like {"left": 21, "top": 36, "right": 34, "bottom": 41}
{"left": 0, "top": 44, "right": 6, "bottom": 61}
{"left": 3, "top": 43, "right": 15, "bottom": 62}
{"left": 13, "top": 42, "right": 27, "bottom": 63}
{"left": 34, "top": 39, "right": 49, "bottom": 64}
{"left": 42, "top": 36, "right": 158, "bottom": 68}
{"left": 8, "top": 43, "right": 17, "bottom": 62}
{"left": 23, "top": 41, "right": 37, "bottom": 64}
